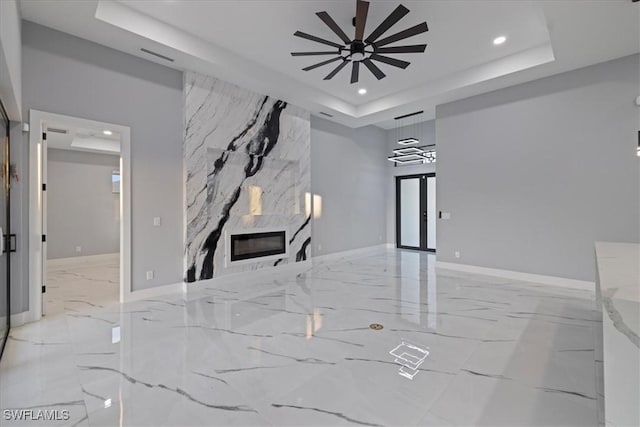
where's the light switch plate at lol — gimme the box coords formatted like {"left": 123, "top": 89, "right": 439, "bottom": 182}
{"left": 146, "top": 271, "right": 154, "bottom": 280}
{"left": 442, "top": 212, "right": 451, "bottom": 219}
{"left": 153, "top": 217, "right": 161, "bottom": 226}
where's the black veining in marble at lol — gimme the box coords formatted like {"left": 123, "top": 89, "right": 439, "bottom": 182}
{"left": 248, "top": 346, "right": 335, "bottom": 365}
{"left": 295, "top": 237, "right": 312, "bottom": 262}
{"left": 188, "top": 100, "right": 288, "bottom": 282}
{"left": 77, "top": 365, "right": 256, "bottom": 412}
{"left": 271, "top": 404, "right": 383, "bottom": 427}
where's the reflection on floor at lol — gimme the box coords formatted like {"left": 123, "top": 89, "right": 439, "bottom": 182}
{"left": 45, "top": 254, "right": 119, "bottom": 316}
{"left": 0, "top": 249, "right": 598, "bottom": 426}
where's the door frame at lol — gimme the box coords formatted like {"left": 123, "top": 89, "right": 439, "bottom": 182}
{"left": 27, "top": 110, "right": 132, "bottom": 324}
{"left": 0, "top": 99, "right": 10, "bottom": 357}
{"left": 395, "top": 173, "right": 436, "bottom": 252}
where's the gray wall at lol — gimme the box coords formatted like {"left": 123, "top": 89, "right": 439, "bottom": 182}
{"left": 10, "top": 120, "right": 28, "bottom": 313}
{"left": 22, "top": 22, "right": 183, "bottom": 292}
{"left": 0, "top": 0, "right": 22, "bottom": 120}
{"left": 385, "top": 120, "right": 437, "bottom": 244}
{"left": 47, "top": 148, "right": 120, "bottom": 259}
{"left": 310, "top": 117, "right": 388, "bottom": 256}
{"left": 436, "top": 54, "right": 640, "bottom": 282}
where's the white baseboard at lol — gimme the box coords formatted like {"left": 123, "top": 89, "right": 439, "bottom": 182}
{"left": 10, "top": 310, "right": 35, "bottom": 327}
{"left": 436, "top": 261, "right": 594, "bottom": 291}
{"left": 312, "top": 244, "right": 391, "bottom": 265}
{"left": 48, "top": 253, "right": 119, "bottom": 268}
{"left": 123, "top": 281, "right": 186, "bottom": 303}
{"left": 187, "top": 260, "right": 312, "bottom": 292}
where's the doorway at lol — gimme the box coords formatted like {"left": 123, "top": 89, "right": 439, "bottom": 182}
{"left": 43, "top": 121, "right": 122, "bottom": 315}
{"left": 395, "top": 173, "right": 436, "bottom": 252}
{"left": 28, "top": 110, "right": 131, "bottom": 322}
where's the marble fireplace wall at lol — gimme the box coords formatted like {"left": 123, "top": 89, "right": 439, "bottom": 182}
{"left": 184, "top": 71, "right": 311, "bottom": 283}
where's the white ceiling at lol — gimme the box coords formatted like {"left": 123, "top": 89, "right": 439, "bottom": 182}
{"left": 20, "top": 0, "right": 640, "bottom": 129}
{"left": 44, "top": 121, "right": 121, "bottom": 154}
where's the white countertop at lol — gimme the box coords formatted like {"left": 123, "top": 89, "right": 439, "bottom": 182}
{"left": 595, "top": 242, "right": 640, "bottom": 427}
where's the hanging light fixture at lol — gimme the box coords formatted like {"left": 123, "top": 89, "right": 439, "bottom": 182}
{"left": 394, "top": 111, "right": 423, "bottom": 145}
{"left": 388, "top": 144, "right": 435, "bottom": 163}
{"left": 388, "top": 110, "right": 436, "bottom": 166}
{"left": 397, "top": 137, "right": 419, "bottom": 145}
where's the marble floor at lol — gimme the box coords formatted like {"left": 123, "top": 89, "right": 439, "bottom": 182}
{"left": 44, "top": 254, "right": 120, "bottom": 316}
{"left": 0, "top": 249, "right": 599, "bottom": 426}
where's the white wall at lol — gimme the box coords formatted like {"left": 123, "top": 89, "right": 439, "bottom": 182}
{"left": 385, "top": 120, "right": 436, "bottom": 244}
{"left": 47, "top": 149, "right": 120, "bottom": 259}
{"left": 0, "top": 0, "right": 21, "bottom": 120}
{"left": 310, "top": 117, "right": 388, "bottom": 256}
{"left": 22, "top": 22, "right": 183, "bottom": 298}
{"left": 436, "top": 54, "right": 640, "bottom": 282}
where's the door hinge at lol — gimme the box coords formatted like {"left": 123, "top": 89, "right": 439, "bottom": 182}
{"left": 42, "top": 234, "right": 46, "bottom": 242}
{"left": 42, "top": 132, "right": 47, "bottom": 141}
{"left": 42, "top": 183, "right": 46, "bottom": 191}
{"left": 42, "top": 285, "right": 46, "bottom": 294}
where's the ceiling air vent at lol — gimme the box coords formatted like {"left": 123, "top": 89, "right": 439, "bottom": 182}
{"left": 47, "top": 128, "right": 68, "bottom": 134}
{"left": 140, "top": 48, "right": 175, "bottom": 62}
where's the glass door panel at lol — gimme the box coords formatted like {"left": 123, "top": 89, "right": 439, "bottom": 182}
{"left": 0, "top": 102, "right": 9, "bottom": 357}
{"left": 426, "top": 176, "right": 436, "bottom": 250}
{"left": 396, "top": 174, "right": 436, "bottom": 252}
{"left": 399, "top": 178, "right": 421, "bottom": 248}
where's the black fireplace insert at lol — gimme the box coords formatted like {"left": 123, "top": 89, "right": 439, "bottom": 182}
{"left": 230, "top": 231, "right": 287, "bottom": 261}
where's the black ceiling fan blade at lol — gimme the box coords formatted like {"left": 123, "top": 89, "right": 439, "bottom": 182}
{"left": 302, "top": 56, "right": 343, "bottom": 71}
{"left": 350, "top": 61, "right": 360, "bottom": 84}
{"left": 365, "top": 4, "right": 409, "bottom": 44}
{"left": 323, "top": 60, "right": 350, "bottom": 80}
{"left": 291, "top": 51, "right": 341, "bottom": 56}
{"left": 374, "top": 22, "right": 429, "bottom": 47}
{"left": 355, "top": 0, "right": 370, "bottom": 41}
{"left": 362, "top": 58, "right": 386, "bottom": 80}
{"left": 369, "top": 54, "right": 410, "bottom": 69}
{"left": 376, "top": 45, "right": 427, "bottom": 54}
{"left": 316, "top": 12, "right": 351, "bottom": 44}
{"left": 294, "top": 31, "right": 344, "bottom": 48}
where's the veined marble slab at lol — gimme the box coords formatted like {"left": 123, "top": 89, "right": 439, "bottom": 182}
{"left": 184, "top": 72, "right": 311, "bottom": 283}
{"left": 594, "top": 242, "right": 640, "bottom": 427}
{"left": 1, "top": 248, "right": 599, "bottom": 426}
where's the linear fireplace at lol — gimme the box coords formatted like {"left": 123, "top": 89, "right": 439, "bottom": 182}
{"left": 229, "top": 230, "right": 287, "bottom": 262}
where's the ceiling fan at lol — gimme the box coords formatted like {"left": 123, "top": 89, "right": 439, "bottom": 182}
{"left": 291, "top": 0, "right": 428, "bottom": 84}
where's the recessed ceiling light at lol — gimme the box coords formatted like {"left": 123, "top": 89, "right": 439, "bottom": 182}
{"left": 493, "top": 36, "right": 507, "bottom": 45}
{"left": 103, "top": 130, "right": 112, "bottom": 136}
{"left": 358, "top": 88, "right": 367, "bottom": 95}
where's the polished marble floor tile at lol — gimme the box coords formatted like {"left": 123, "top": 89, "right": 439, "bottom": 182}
{"left": 0, "top": 249, "right": 598, "bottom": 426}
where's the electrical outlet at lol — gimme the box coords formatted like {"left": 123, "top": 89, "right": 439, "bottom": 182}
{"left": 455, "top": 251, "right": 460, "bottom": 259}
{"left": 75, "top": 246, "right": 82, "bottom": 253}
{"left": 318, "top": 243, "right": 322, "bottom": 251}
{"left": 153, "top": 217, "right": 161, "bottom": 227}
{"left": 146, "top": 271, "right": 154, "bottom": 280}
